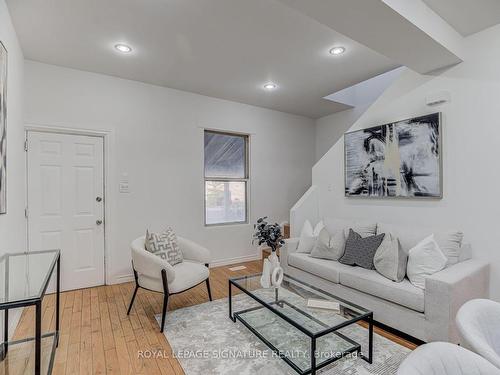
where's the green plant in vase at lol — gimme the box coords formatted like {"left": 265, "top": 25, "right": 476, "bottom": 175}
{"left": 253, "top": 217, "right": 285, "bottom": 288}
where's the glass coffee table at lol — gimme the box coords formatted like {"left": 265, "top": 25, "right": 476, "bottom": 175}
{"left": 229, "top": 273, "right": 373, "bottom": 375}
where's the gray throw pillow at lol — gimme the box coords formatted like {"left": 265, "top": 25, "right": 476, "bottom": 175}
{"left": 310, "top": 227, "right": 345, "bottom": 261}
{"left": 339, "top": 229, "right": 385, "bottom": 269}
{"left": 374, "top": 233, "right": 407, "bottom": 282}
{"left": 145, "top": 228, "right": 183, "bottom": 266}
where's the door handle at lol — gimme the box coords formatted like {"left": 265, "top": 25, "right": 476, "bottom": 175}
{"left": 96, "top": 196, "right": 102, "bottom": 202}
{"left": 96, "top": 220, "right": 103, "bottom": 225}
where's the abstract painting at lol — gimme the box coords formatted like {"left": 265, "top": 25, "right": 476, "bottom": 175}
{"left": 345, "top": 113, "right": 441, "bottom": 198}
{"left": 0, "top": 42, "right": 6, "bottom": 213}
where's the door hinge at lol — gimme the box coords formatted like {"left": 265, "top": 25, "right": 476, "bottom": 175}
{"left": 24, "top": 207, "right": 28, "bottom": 219}
{"left": 24, "top": 139, "right": 28, "bottom": 152}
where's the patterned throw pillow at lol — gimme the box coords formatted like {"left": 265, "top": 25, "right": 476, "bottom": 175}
{"left": 339, "top": 229, "right": 385, "bottom": 269}
{"left": 145, "top": 228, "right": 183, "bottom": 266}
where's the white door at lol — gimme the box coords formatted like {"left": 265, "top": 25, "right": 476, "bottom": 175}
{"left": 27, "top": 131, "right": 105, "bottom": 291}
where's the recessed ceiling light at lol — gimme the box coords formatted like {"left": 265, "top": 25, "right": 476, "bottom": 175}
{"left": 329, "top": 46, "right": 346, "bottom": 55}
{"left": 263, "top": 83, "right": 277, "bottom": 90}
{"left": 114, "top": 43, "right": 132, "bottom": 53}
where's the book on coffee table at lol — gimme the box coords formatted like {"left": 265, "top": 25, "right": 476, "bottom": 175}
{"left": 307, "top": 299, "right": 340, "bottom": 312}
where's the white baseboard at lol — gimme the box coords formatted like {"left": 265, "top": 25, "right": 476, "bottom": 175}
{"left": 210, "top": 253, "right": 260, "bottom": 268}
{"left": 108, "top": 253, "right": 261, "bottom": 285}
{"left": 110, "top": 273, "right": 135, "bottom": 285}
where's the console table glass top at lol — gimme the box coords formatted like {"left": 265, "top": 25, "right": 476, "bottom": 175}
{"left": 0, "top": 250, "right": 59, "bottom": 305}
{"left": 0, "top": 250, "right": 61, "bottom": 375}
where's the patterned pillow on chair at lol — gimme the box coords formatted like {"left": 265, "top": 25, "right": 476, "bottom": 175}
{"left": 145, "top": 227, "right": 183, "bottom": 266}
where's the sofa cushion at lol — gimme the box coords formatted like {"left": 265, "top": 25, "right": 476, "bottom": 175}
{"left": 324, "top": 217, "right": 377, "bottom": 238}
{"left": 297, "top": 220, "right": 325, "bottom": 253}
{"left": 377, "top": 223, "right": 463, "bottom": 266}
{"left": 288, "top": 253, "right": 352, "bottom": 284}
{"left": 340, "top": 267, "right": 425, "bottom": 312}
{"left": 374, "top": 233, "right": 407, "bottom": 282}
{"left": 310, "top": 227, "right": 345, "bottom": 261}
{"left": 137, "top": 260, "right": 209, "bottom": 294}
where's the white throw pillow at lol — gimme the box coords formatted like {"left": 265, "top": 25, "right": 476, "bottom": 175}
{"left": 376, "top": 223, "right": 463, "bottom": 266}
{"left": 313, "top": 220, "right": 325, "bottom": 236}
{"left": 407, "top": 234, "right": 447, "bottom": 289}
{"left": 310, "top": 227, "right": 345, "bottom": 261}
{"left": 434, "top": 231, "right": 464, "bottom": 266}
{"left": 297, "top": 220, "right": 315, "bottom": 253}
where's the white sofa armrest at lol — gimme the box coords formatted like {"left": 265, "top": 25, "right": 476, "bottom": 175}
{"left": 280, "top": 237, "right": 300, "bottom": 271}
{"left": 425, "top": 259, "right": 490, "bottom": 342}
{"left": 177, "top": 236, "right": 211, "bottom": 264}
{"left": 131, "top": 237, "right": 176, "bottom": 283}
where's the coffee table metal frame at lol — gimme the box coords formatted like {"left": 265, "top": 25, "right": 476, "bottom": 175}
{"left": 229, "top": 273, "right": 373, "bottom": 375}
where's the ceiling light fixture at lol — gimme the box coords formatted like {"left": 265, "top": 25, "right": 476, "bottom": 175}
{"left": 263, "top": 83, "right": 277, "bottom": 90}
{"left": 329, "top": 46, "right": 346, "bottom": 55}
{"left": 114, "top": 43, "right": 132, "bottom": 53}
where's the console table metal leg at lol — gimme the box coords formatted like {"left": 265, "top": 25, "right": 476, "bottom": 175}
{"left": 368, "top": 313, "right": 373, "bottom": 363}
{"left": 56, "top": 255, "right": 60, "bottom": 347}
{"left": 35, "top": 300, "right": 42, "bottom": 375}
{"left": 311, "top": 337, "right": 317, "bottom": 375}
{"left": 3, "top": 309, "right": 8, "bottom": 358}
{"left": 228, "top": 282, "right": 235, "bottom": 322}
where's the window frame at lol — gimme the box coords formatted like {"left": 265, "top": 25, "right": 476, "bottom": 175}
{"left": 203, "top": 129, "right": 250, "bottom": 227}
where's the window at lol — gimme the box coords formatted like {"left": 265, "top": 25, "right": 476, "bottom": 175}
{"left": 204, "top": 130, "right": 248, "bottom": 225}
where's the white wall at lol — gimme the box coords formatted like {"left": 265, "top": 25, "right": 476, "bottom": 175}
{"left": 0, "top": 0, "right": 25, "bottom": 339}
{"left": 315, "top": 104, "right": 369, "bottom": 162}
{"left": 24, "top": 61, "right": 315, "bottom": 284}
{"left": 312, "top": 24, "right": 500, "bottom": 300}
{"left": 0, "top": 1, "right": 25, "bottom": 252}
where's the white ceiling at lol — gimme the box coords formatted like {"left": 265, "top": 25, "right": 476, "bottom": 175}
{"left": 6, "top": 0, "right": 400, "bottom": 119}
{"left": 423, "top": 0, "right": 500, "bottom": 36}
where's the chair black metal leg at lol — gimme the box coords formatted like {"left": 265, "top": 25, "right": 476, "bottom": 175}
{"left": 160, "top": 293, "right": 169, "bottom": 333}
{"left": 127, "top": 285, "right": 138, "bottom": 315}
{"left": 206, "top": 278, "right": 212, "bottom": 301}
{"left": 160, "top": 268, "right": 170, "bottom": 333}
{"left": 204, "top": 263, "right": 212, "bottom": 302}
{"left": 127, "top": 265, "right": 139, "bottom": 315}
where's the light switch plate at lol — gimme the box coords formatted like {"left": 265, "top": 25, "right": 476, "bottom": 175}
{"left": 119, "top": 182, "right": 130, "bottom": 193}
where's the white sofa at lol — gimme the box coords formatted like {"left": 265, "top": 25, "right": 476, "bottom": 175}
{"left": 280, "top": 218, "right": 490, "bottom": 343}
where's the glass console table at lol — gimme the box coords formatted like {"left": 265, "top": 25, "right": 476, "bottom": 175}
{"left": 0, "top": 250, "right": 60, "bottom": 375}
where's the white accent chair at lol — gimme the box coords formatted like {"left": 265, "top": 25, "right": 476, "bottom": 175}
{"left": 397, "top": 342, "right": 500, "bottom": 375}
{"left": 456, "top": 299, "right": 500, "bottom": 369}
{"left": 128, "top": 236, "right": 212, "bottom": 332}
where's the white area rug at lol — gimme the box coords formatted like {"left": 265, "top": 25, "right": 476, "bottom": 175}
{"left": 156, "top": 293, "right": 411, "bottom": 375}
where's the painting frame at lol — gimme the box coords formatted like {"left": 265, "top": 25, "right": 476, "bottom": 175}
{"left": 344, "top": 112, "right": 442, "bottom": 199}
{"left": 0, "top": 40, "right": 7, "bottom": 214}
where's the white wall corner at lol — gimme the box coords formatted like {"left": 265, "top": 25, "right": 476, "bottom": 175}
{"left": 290, "top": 185, "right": 319, "bottom": 237}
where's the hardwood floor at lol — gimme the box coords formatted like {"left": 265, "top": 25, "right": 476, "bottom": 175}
{"left": 6, "top": 260, "right": 416, "bottom": 375}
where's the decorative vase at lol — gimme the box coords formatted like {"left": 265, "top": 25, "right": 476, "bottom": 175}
{"left": 260, "top": 250, "right": 283, "bottom": 288}
{"left": 260, "top": 258, "right": 271, "bottom": 288}
{"left": 271, "top": 266, "right": 284, "bottom": 287}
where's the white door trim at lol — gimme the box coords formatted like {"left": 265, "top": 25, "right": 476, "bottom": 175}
{"left": 25, "top": 123, "right": 112, "bottom": 285}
